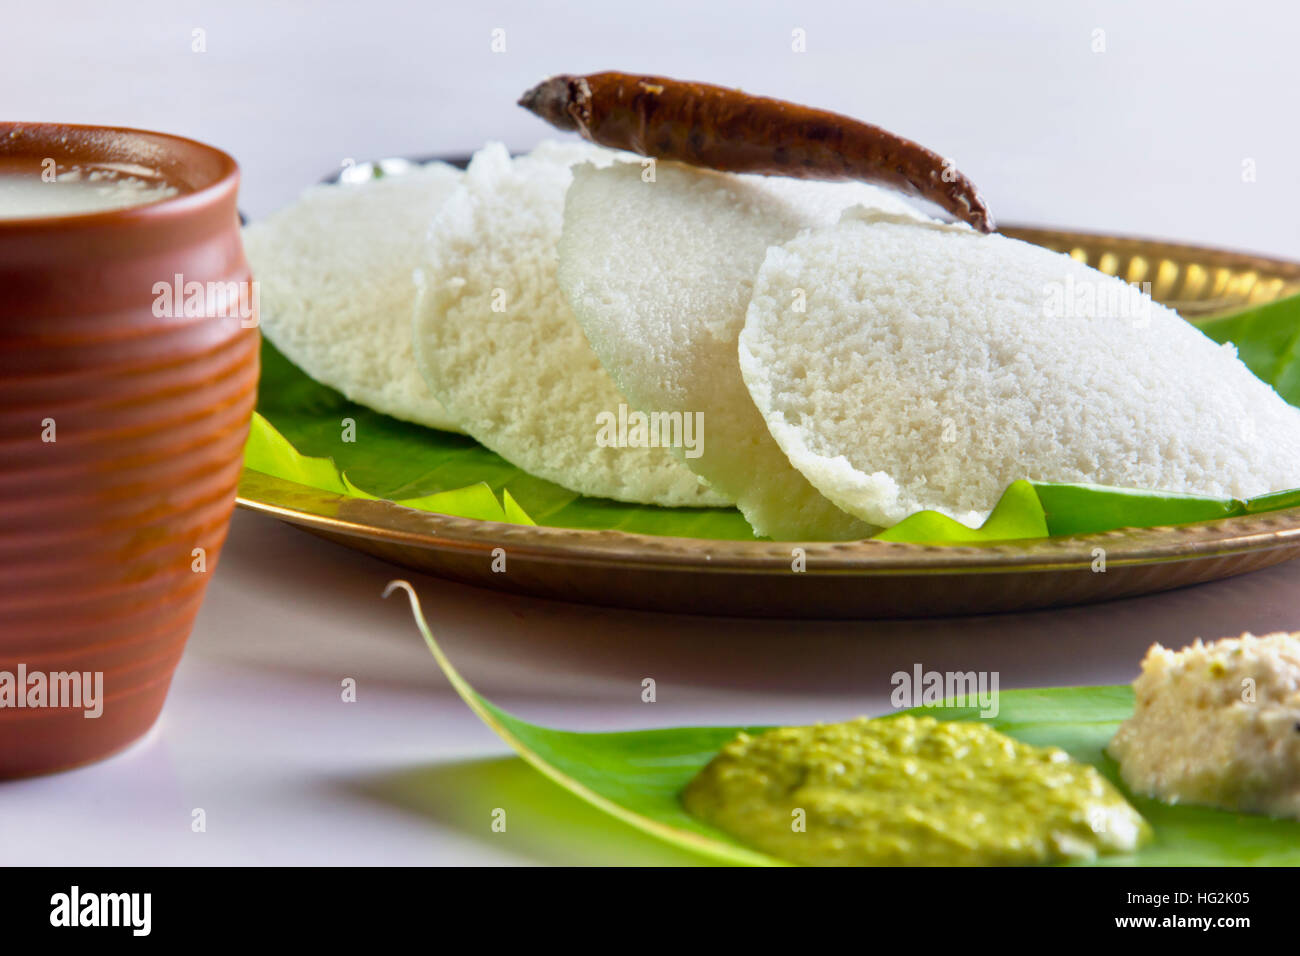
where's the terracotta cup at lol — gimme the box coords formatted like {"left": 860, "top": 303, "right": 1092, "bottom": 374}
{"left": 0, "top": 123, "right": 259, "bottom": 777}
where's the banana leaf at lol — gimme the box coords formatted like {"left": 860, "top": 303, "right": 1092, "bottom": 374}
{"left": 244, "top": 411, "right": 530, "bottom": 524}
{"left": 1197, "top": 292, "right": 1300, "bottom": 405}
{"left": 250, "top": 290, "right": 1300, "bottom": 543}
{"left": 877, "top": 482, "right": 1255, "bottom": 545}
{"left": 1030, "top": 483, "right": 1244, "bottom": 538}
{"left": 388, "top": 580, "right": 1300, "bottom": 865}
{"left": 873, "top": 480, "right": 1048, "bottom": 543}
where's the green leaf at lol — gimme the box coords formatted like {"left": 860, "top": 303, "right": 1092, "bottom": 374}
{"left": 393, "top": 482, "right": 518, "bottom": 523}
{"left": 1246, "top": 487, "right": 1300, "bottom": 514}
{"left": 389, "top": 580, "right": 1300, "bottom": 866}
{"left": 501, "top": 489, "right": 536, "bottom": 526}
{"left": 383, "top": 580, "right": 781, "bottom": 866}
{"left": 870, "top": 479, "right": 1281, "bottom": 545}
{"left": 873, "top": 480, "right": 1048, "bottom": 543}
{"left": 244, "top": 410, "right": 350, "bottom": 496}
{"left": 1031, "top": 482, "right": 1245, "bottom": 537}
{"left": 244, "top": 409, "right": 530, "bottom": 525}
{"left": 1197, "top": 292, "right": 1300, "bottom": 404}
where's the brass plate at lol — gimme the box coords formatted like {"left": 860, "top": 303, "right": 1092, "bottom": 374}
{"left": 237, "top": 225, "right": 1300, "bottom": 618}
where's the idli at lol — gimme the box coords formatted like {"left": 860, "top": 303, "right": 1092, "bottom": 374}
{"left": 558, "top": 160, "right": 928, "bottom": 539}
{"left": 738, "top": 213, "right": 1300, "bottom": 528}
{"left": 412, "top": 142, "right": 727, "bottom": 507}
{"left": 242, "top": 162, "right": 462, "bottom": 432}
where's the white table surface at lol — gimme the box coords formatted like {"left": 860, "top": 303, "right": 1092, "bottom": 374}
{"left": 3, "top": 0, "right": 1299, "bottom": 866}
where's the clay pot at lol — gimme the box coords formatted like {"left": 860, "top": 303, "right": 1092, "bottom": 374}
{"left": 0, "top": 123, "right": 259, "bottom": 777}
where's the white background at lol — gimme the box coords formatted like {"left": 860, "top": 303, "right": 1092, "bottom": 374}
{"left": 3, "top": 0, "right": 1299, "bottom": 865}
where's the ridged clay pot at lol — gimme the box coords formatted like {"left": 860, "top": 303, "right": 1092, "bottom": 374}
{"left": 0, "top": 123, "right": 259, "bottom": 777}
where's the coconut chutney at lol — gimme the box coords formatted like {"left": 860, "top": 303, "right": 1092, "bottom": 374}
{"left": 1108, "top": 631, "right": 1300, "bottom": 820}
{"left": 683, "top": 714, "right": 1149, "bottom": 866}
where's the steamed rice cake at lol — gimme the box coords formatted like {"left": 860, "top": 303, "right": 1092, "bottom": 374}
{"left": 738, "top": 212, "right": 1300, "bottom": 529}
{"left": 558, "top": 161, "right": 927, "bottom": 538}
{"left": 412, "top": 142, "right": 728, "bottom": 507}
{"left": 242, "top": 163, "right": 464, "bottom": 432}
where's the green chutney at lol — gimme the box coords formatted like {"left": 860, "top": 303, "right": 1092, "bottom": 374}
{"left": 682, "top": 715, "right": 1150, "bottom": 866}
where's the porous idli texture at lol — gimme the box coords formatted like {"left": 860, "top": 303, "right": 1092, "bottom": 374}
{"left": 558, "top": 161, "right": 928, "bottom": 539}
{"left": 738, "top": 213, "right": 1300, "bottom": 529}
{"left": 412, "top": 142, "right": 727, "bottom": 507}
{"left": 242, "top": 162, "right": 463, "bottom": 432}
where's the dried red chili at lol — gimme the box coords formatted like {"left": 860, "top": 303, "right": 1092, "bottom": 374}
{"left": 520, "top": 71, "right": 993, "bottom": 233}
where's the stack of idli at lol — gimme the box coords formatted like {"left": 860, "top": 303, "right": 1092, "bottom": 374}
{"left": 247, "top": 141, "right": 728, "bottom": 508}
{"left": 248, "top": 139, "right": 1300, "bottom": 538}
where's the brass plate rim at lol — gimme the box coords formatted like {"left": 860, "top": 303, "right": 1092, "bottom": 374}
{"left": 999, "top": 222, "right": 1300, "bottom": 283}
{"left": 236, "top": 469, "right": 1300, "bottom": 576}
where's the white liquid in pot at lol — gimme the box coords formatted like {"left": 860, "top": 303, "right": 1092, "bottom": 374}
{"left": 0, "top": 163, "right": 179, "bottom": 219}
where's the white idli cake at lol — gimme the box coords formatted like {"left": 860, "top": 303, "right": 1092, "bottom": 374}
{"left": 738, "top": 212, "right": 1300, "bottom": 529}
{"left": 558, "top": 161, "right": 927, "bottom": 539}
{"left": 412, "top": 142, "right": 728, "bottom": 507}
{"left": 243, "top": 162, "right": 463, "bottom": 432}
